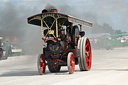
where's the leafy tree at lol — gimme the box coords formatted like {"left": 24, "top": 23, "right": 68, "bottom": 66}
{"left": 114, "top": 29, "right": 122, "bottom": 34}
{"left": 91, "top": 23, "right": 121, "bottom": 34}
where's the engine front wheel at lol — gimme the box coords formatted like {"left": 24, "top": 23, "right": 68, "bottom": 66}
{"left": 67, "top": 52, "right": 75, "bottom": 74}
{"left": 37, "top": 54, "right": 46, "bottom": 75}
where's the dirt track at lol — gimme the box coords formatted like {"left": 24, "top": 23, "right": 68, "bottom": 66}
{"left": 0, "top": 47, "right": 128, "bottom": 85}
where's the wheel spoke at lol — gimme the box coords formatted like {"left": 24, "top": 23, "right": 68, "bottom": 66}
{"left": 85, "top": 43, "right": 88, "bottom": 48}
{"left": 87, "top": 56, "right": 90, "bottom": 65}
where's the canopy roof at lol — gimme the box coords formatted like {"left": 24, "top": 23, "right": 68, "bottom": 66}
{"left": 27, "top": 12, "right": 92, "bottom": 27}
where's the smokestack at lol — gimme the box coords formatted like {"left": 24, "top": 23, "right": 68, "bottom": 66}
{"left": 42, "top": 3, "right": 58, "bottom": 13}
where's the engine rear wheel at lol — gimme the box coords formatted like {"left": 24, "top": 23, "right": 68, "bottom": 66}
{"left": 67, "top": 52, "right": 75, "bottom": 74}
{"left": 78, "top": 37, "right": 92, "bottom": 71}
{"left": 82, "top": 37, "right": 92, "bottom": 71}
{"left": 37, "top": 54, "right": 46, "bottom": 75}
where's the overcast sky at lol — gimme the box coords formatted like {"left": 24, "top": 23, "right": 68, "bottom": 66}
{"left": 0, "top": 0, "right": 128, "bottom": 32}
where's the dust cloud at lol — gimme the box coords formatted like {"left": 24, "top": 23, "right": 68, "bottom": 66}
{"left": 0, "top": 2, "right": 127, "bottom": 55}
{"left": 0, "top": 2, "right": 42, "bottom": 54}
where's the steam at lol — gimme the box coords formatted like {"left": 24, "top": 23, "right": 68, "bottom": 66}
{"left": 45, "top": 3, "right": 57, "bottom": 12}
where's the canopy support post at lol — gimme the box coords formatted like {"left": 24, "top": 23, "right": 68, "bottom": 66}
{"left": 41, "top": 19, "right": 44, "bottom": 38}
{"left": 79, "top": 24, "right": 82, "bottom": 31}
{"left": 56, "top": 19, "right": 58, "bottom": 37}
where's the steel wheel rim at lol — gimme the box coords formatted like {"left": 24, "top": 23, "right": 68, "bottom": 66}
{"left": 77, "top": 38, "right": 83, "bottom": 71}
{"left": 85, "top": 38, "right": 92, "bottom": 70}
{"left": 80, "top": 37, "right": 85, "bottom": 70}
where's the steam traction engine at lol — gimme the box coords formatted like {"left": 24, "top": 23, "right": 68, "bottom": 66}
{"left": 27, "top": 11, "right": 92, "bottom": 74}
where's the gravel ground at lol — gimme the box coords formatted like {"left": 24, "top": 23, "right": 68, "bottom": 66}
{"left": 0, "top": 47, "right": 128, "bottom": 85}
